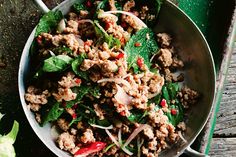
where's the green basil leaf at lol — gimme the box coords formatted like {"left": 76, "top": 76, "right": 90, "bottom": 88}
{"left": 125, "top": 28, "right": 159, "bottom": 73}
{"left": 94, "top": 20, "right": 121, "bottom": 48}
{"left": 43, "top": 55, "right": 73, "bottom": 72}
{"left": 42, "top": 102, "right": 64, "bottom": 125}
{"left": 71, "top": 54, "right": 89, "bottom": 80}
{"left": 166, "top": 100, "right": 184, "bottom": 126}
{"left": 73, "top": 2, "right": 87, "bottom": 13}
{"left": 35, "top": 10, "right": 63, "bottom": 37}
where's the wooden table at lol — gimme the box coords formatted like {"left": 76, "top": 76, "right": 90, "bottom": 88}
{"left": 209, "top": 44, "right": 236, "bottom": 157}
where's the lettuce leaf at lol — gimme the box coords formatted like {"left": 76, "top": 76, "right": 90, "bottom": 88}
{"left": 0, "top": 113, "right": 19, "bottom": 157}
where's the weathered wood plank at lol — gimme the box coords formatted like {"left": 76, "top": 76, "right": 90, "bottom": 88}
{"left": 213, "top": 45, "right": 236, "bottom": 136}
{"left": 209, "top": 138, "right": 236, "bottom": 157}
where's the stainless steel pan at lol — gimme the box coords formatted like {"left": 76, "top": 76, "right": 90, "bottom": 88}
{"left": 18, "top": 0, "right": 216, "bottom": 156}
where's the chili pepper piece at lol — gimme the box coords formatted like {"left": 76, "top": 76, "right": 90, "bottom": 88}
{"left": 116, "top": 53, "right": 124, "bottom": 59}
{"left": 171, "top": 109, "right": 177, "bottom": 115}
{"left": 160, "top": 99, "right": 167, "bottom": 107}
{"left": 74, "top": 142, "right": 106, "bottom": 156}
{"left": 137, "top": 57, "right": 144, "bottom": 69}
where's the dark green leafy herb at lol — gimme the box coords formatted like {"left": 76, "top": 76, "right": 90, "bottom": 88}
{"left": 71, "top": 54, "right": 89, "bottom": 80}
{"left": 69, "top": 116, "right": 82, "bottom": 126}
{"left": 35, "top": 10, "right": 63, "bottom": 37}
{"left": 73, "top": 2, "right": 87, "bottom": 13}
{"left": 66, "top": 85, "right": 100, "bottom": 108}
{"left": 166, "top": 100, "right": 184, "bottom": 126}
{"left": 162, "top": 86, "right": 170, "bottom": 101}
{"left": 89, "top": 86, "right": 101, "bottom": 98}
{"left": 125, "top": 28, "right": 159, "bottom": 73}
{"left": 155, "top": 0, "right": 164, "bottom": 16}
{"left": 42, "top": 55, "right": 73, "bottom": 72}
{"left": 94, "top": 20, "right": 121, "bottom": 48}
{"left": 166, "top": 82, "right": 179, "bottom": 100}
{"left": 42, "top": 102, "right": 64, "bottom": 125}
{"left": 128, "top": 111, "right": 147, "bottom": 123}
{"left": 52, "top": 46, "right": 73, "bottom": 55}
{"left": 66, "top": 85, "right": 93, "bottom": 108}
{"left": 161, "top": 82, "right": 184, "bottom": 126}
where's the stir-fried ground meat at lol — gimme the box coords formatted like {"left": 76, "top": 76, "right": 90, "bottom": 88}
{"left": 24, "top": 1, "right": 200, "bottom": 156}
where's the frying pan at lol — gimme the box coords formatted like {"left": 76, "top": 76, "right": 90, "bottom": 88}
{"left": 18, "top": 0, "right": 216, "bottom": 156}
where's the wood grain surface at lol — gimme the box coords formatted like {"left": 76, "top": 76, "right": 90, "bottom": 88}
{"left": 209, "top": 138, "right": 236, "bottom": 157}
{"left": 209, "top": 45, "right": 236, "bottom": 155}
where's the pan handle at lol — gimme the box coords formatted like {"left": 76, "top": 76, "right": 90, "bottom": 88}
{"left": 34, "top": 0, "right": 50, "bottom": 13}
{"left": 185, "top": 146, "right": 210, "bottom": 157}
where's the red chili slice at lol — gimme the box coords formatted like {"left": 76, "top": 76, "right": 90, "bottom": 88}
{"left": 160, "top": 99, "right": 167, "bottom": 107}
{"left": 86, "top": 0, "right": 92, "bottom": 7}
{"left": 137, "top": 57, "right": 144, "bottom": 68}
{"left": 74, "top": 142, "right": 106, "bottom": 156}
{"left": 171, "top": 109, "right": 177, "bottom": 115}
{"left": 36, "top": 36, "right": 43, "bottom": 44}
{"left": 116, "top": 53, "right": 124, "bottom": 59}
{"left": 75, "top": 78, "right": 81, "bottom": 84}
{"left": 134, "top": 42, "right": 141, "bottom": 47}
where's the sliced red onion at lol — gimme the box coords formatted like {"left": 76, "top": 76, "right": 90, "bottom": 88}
{"left": 57, "top": 19, "right": 66, "bottom": 33}
{"left": 98, "top": 10, "right": 118, "bottom": 22}
{"left": 49, "top": 50, "right": 55, "bottom": 56}
{"left": 114, "top": 84, "right": 133, "bottom": 106}
{"left": 178, "top": 131, "right": 187, "bottom": 143}
{"left": 90, "top": 124, "right": 113, "bottom": 130}
{"left": 105, "top": 129, "right": 120, "bottom": 147}
{"left": 76, "top": 38, "right": 84, "bottom": 46}
{"left": 102, "top": 11, "right": 147, "bottom": 28}
{"left": 77, "top": 19, "right": 94, "bottom": 25}
{"left": 50, "top": 125, "right": 60, "bottom": 140}
{"left": 118, "top": 128, "right": 122, "bottom": 145}
{"left": 137, "top": 137, "right": 144, "bottom": 157}
{"left": 122, "top": 124, "right": 149, "bottom": 148}
{"left": 122, "top": 146, "right": 133, "bottom": 156}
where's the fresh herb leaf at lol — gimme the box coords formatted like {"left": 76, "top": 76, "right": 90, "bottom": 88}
{"left": 89, "top": 86, "right": 101, "bottom": 98}
{"left": 42, "top": 102, "right": 64, "bottom": 125}
{"left": 73, "top": 2, "right": 87, "bottom": 13}
{"left": 166, "top": 100, "right": 184, "bottom": 126}
{"left": 66, "top": 85, "right": 100, "bottom": 108}
{"left": 161, "top": 82, "right": 184, "bottom": 126}
{"left": 125, "top": 28, "right": 159, "bottom": 73}
{"left": 162, "top": 86, "right": 170, "bottom": 101}
{"left": 104, "top": 143, "right": 116, "bottom": 153}
{"left": 166, "top": 82, "right": 179, "bottom": 100}
{"left": 155, "top": 0, "right": 164, "bottom": 16}
{"left": 148, "top": 94, "right": 161, "bottom": 105}
{"left": 97, "top": 119, "right": 111, "bottom": 126}
{"left": 94, "top": 20, "right": 121, "bottom": 48}
{"left": 128, "top": 110, "right": 148, "bottom": 123}
{"left": 35, "top": 10, "right": 63, "bottom": 37}
{"left": 66, "top": 85, "right": 92, "bottom": 108}
{"left": 52, "top": 46, "right": 73, "bottom": 55}
{"left": 69, "top": 116, "right": 82, "bottom": 126}
{"left": 43, "top": 55, "right": 73, "bottom": 72}
{"left": 72, "top": 54, "right": 89, "bottom": 80}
